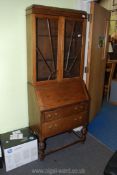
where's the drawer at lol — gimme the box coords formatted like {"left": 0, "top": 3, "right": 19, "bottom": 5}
{"left": 42, "top": 112, "right": 88, "bottom": 138}
{"left": 43, "top": 102, "right": 88, "bottom": 122}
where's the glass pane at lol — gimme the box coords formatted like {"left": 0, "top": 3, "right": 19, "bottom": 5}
{"left": 63, "top": 19, "right": 83, "bottom": 78}
{"left": 36, "top": 18, "right": 58, "bottom": 81}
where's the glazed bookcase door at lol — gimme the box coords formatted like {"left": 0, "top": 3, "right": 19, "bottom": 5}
{"left": 36, "top": 17, "right": 58, "bottom": 81}
{"left": 63, "top": 19, "right": 83, "bottom": 78}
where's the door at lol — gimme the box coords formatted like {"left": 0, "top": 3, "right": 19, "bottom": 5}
{"left": 36, "top": 16, "right": 58, "bottom": 81}
{"left": 63, "top": 18, "right": 86, "bottom": 79}
{"left": 86, "top": 2, "right": 110, "bottom": 121}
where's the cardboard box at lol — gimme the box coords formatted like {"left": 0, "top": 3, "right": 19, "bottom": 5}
{"left": 0, "top": 127, "right": 38, "bottom": 172}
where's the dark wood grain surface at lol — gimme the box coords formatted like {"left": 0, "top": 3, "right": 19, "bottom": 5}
{"left": 26, "top": 5, "right": 89, "bottom": 160}
{"left": 36, "top": 78, "right": 89, "bottom": 111}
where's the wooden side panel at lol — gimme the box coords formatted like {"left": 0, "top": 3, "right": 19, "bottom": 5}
{"left": 26, "top": 14, "right": 36, "bottom": 83}
{"left": 86, "top": 2, "right": 110, "bottom": 121}
{"left": 57, "top": 17, "right": 65, "bottom": 81}
{"left": 28, "top": 84, "right": 41, "bottom": 134}
{"left": 80, "top": 19, "right": 87, "bottom": 78}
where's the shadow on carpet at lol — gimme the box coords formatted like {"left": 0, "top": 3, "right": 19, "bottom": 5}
{"left": 88, "top": 101, "right": 117, "bottom": 151}
{"left": 0, "top": 133, "right": 113, "bottom": 175}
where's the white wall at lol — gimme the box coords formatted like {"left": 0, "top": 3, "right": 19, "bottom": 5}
{"left": 76, "top": 1, "right": 90, "bottom": 81}
{"left": 0, "top": 0, "right": 89, "bottom": 134}
{"left": 100, "top": 0, "right": 113, "bottom": 10}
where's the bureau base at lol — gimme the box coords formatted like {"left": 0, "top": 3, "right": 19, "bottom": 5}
{"left": 37, "top": 126, "right": 87, "bottom": 160}
{"left": 28, "top": 79, "right": 89, "bottom": 160}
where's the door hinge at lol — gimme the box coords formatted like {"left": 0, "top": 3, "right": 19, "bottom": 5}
{"left": 87, "top": 13, "right": 92, "bottom": 22}
{"left": 84, "top": 66, "right": 88, "bottom": 73}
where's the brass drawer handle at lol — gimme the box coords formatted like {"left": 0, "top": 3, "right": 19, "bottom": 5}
{"left": 79, "top": 105, "right": 84, "bottom": 109}
{"left": 74, "top": 105, "right": 84, "bottom": 111}
{"left": 54, "top": 124, "right": 57, "bottom": 128}
{"left": 48, "top": 124, "right": 58, "bottom": 129}
{"left": 54, "top": 113, "right": 61, "bottom": 118}
{"left": 74, "top": 106, "right": 78, "bottom": 110}
{"left": 48, "top": 125, "right": 53, "bottom": 129}
{"left": 74, "top": 116, "right": 82, "bottom": 121}
{"left": 47, "top": 114, "right": 51, "bottom": 118}
{"left": 79, "top": 116, "right": 82, "bottom": 120}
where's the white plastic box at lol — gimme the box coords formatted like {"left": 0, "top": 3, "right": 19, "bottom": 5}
{"left": 1, "top": 128, "right": 38, "bottom": 172}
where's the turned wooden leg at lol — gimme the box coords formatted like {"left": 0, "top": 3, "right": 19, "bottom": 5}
{"left": 81, "top": 126, "right": 87, "bottom": 143}
{"left": 39, "top": 140, "right": 45, "bottom": 160}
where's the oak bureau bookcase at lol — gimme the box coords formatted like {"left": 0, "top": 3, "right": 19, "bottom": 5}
{"left": 26, "top": 5, "right": 90, "bottom": 160}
